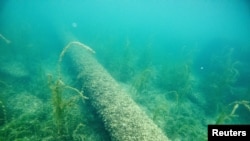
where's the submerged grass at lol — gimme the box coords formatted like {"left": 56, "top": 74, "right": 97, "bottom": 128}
{"left": 0, "top": 37, "right": 249, "bottom": 141}
{"left": 216, "top": 100, "right": 250, "bottom": 124}
{"left": 0, "top": 41, "right": 93, "bottom": 141}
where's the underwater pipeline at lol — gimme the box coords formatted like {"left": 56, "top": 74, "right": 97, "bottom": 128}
{"left": 65, "top": 43, "right": 170, "bottom": 141}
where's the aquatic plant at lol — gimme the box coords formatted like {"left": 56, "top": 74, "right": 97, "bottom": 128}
{"left": 72, "top": 123, "right": 86, "bottom": 141}
{"left": 130, "top": 67, "right": 154, "bottom": 95}
{"left": 164, "top": 113, "right": 206, "bottom": 140}
{"left": 0, "top": 100, "right": 6, "bottom": 126}
{"left": 47, "top": 41, "right": 91, "bottom": 140}
{"left": 0, "top": 92, "right": 50, "bottom": 141}
{"left": 0, "top": 80, "right": 11, "bottom": 127}
{"left": 215, "top": 100, "right": 250, "bottom": 124}
{"left": 0, "top": 74, "right": 87, "bottom": 141}
{"left": 58, "top": 41, "right": 95, "bottom": 79}
{"left": 109, "top": 39, "right": 137, "bottom": 82}
{"left": 149, "top": 92, "right": 207, "bottom": 141}
{"left": 0, "top": 41, "right": 102, "bottom": 141}
{"left": 56, "top": 41, "right": 91, "bottom": 104}
{"left": 198, "top": 47, "right": 241, "bottom": 117}
{"left": 158, "top": 62, "right": 193, "bottom": 102}
{"left": 49, "top": 78, "right": 66, "bottom": 138}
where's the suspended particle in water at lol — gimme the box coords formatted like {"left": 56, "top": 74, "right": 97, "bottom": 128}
{"left": 72, "top": 22, "right": 78, "bottom": 28}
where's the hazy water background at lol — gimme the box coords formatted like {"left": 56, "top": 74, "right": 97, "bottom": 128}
{"left": 0, "top": 0, "right": 250, "bottom": 140}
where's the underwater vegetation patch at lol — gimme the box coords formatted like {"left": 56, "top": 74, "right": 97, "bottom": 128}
{"left": 215, "top": 100, "right": 250, "bottom": 124}
{"left": 0, "top": 100, "right": 6, "bottom": 126}
{"left": 0, "top": 41, "right": 109, "bottom": 141}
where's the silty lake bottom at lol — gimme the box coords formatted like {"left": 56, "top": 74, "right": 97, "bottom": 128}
{"left": 0, "top": 0, "right": 250, "bottom": 140}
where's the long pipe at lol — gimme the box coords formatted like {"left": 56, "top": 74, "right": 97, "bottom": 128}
{"left": 65, "top": 42, "right": 170, "bottom": 141}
